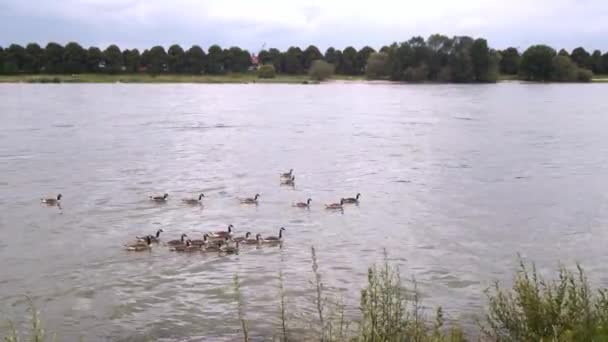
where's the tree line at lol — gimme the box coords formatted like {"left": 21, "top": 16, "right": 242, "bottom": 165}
{"left": 0, "top": 36, "right": 606, "bottom": 82}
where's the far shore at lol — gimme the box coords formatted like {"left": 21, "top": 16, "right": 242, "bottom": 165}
{"left": 0, "top": 73, "right": 606, "bottom": 84}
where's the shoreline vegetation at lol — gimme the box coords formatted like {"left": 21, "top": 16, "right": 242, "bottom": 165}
{"left": 2, "top": 35, "right": 608, "bottom": 84}
{"left": 1, "top": 73, "right": 607, "bottom": 84}
{"left": 5, "top": 250, "right": 608, "bottom": 341}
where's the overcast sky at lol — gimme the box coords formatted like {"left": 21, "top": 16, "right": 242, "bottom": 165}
{"left": 1, "top": 0, "right": 607, "bottom": 52}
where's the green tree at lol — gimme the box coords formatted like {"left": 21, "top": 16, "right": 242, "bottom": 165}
{"left": 403, "top": 64, "right": 429, "bottom": 82}
{"left": 185, "top": 45, "right": 205, "bottom": 74}
{"left": 257, "top": 64, "right": 276, "bottom": 78}
{"left": 308, "top": 59, "right": 334, "bottom": 81}
{"left": 386, "top": 42, "right": 411, "bottom": 81}
{"left": 577, "top": 68, "right": 593, "bottom": 82}
{"left": 206, "top": 45, "right": 224, "bottom": 74}
{"left": 341, "top": 46, "right": 357, "bottom": 75}
{"left": 603, "top": 53, "right": 608, "bottom": 75}
{"left": 408, "top": 36, "right": 430, "bottom": 69}
{"left": 519, "top": 45, "right": 556, "bottom": 81}
{"left": 0, "top": 47, "right": 4, "bottom": 74}
{"left": 167, "top": 44, "right": 185, "bottom": 73}
{"left": 324, "top": 47, "right": 341, "bottom": 73}
{"left": 258, "top": 49, "right": 271, "bottom": 64}
{"left": 266, "top": 48, "right": 282, "bottom": 73}
{"left": 148, "top": 46, "right": 168, "bottom": 74}
{"left": 103, "top": 45, "right": 124, "bottom": 74}
{"left": 302, "top": 45, "right": 322, "bottom": 70}
{"left": 283, "top": 47, "right": 303, "bottom": 74}
{"left": 44, "top": 42, "right": 64, "bottom": 73}
{"left": 470, "top": 39, "right": 498, "bottom": 82}
{"left": 140, "top": 49, "right": 150, "bottom": 69}
{"left": 447, "top": 37, "right": 475, "bottom": 82}
{"left": 365, "top": 52, "right": 389, "bottom": 79}
{"left": 590, "top": 50, "right": 604, "bottom": 74}
{"left": 223, "top": 46, "right": 251, "bottom": 73}
{"left": 427, "top": 34, "right": 452, "bottom": 80}
{"left": 24, "top": 43, "right": 43, "bottom": 73}
{"left": 356, "top": 46, "right": 375, "bottom": 74}
{"left": 123, "top": 49, "right": 141, "bottom": 73}
{"left": 63, "top": 42, "right": 86, "bottom": 73}
{"left": 86, "top": 47, "right": 103, "bottom": 72}
{"left": 551, "top": 55, "right": 578, "bottom": 81}
{"left": 499, "top": 47, "right": 520, "bottom": 75}
{"left": 4, "top": 44, "right": 26, "bottom": 73}
{"left": 558, "top": 49, "right": 570, "bottom": 57}
{"left": 470, "top": 39, "right": 490, "bottom": 81}
{"left": 571, "top": 47, "right": 591, "bottom": 69}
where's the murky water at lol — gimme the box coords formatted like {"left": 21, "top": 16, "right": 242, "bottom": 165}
{"left": 2, "top": 82, "right": 608, "bottom": 340}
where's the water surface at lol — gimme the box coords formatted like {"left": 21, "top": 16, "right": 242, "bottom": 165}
{"left": 2, "top": 83, "right": 608, "bottom": 340}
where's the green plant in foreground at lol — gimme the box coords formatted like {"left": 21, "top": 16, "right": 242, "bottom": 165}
{"left": 357, "top": 251, "right": 465, "bottom": 342}
{"left": 482, "top": 257, "right": 608, "bottom": 341}
{"left": 278, "top": 269, "right": 289, "bottom": 342}
{"left": 233, "top": 274, "right": 249, "bottom": 342}
{"left": 3, "top": 296, "right": 56, "bottom": 342}
{"left": 311, "top": 246, "right": 327, "bottom": 341}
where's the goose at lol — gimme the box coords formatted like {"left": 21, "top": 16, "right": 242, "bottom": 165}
{"left": 125, "top": 236, "right": 152, "bottom": 251}
{"left": 137, "top": 229, "right": 164, "bottom": 243}
{"left": 325, "top": 199, "right": 345, "bottom": 210}
{"left": 240, "top": 194, "right": 260, "bottom": 204}
{"left": 233, "top": 232, "right": 252, "bottom": 243}
{"left": 280, "top": 169, "right": 294, "bottom": 178}
{"left": 166, "top": 233, "right": 188, "bottom": 246}
{"left": 41, "top": 194, "right": 62, "bottom": 205}
{"left": 182, "top": 193, "right": 204, "bottom": 205}
{"left": 190, "top": 233, "right": 210, "bottom": 247}
{"left": 150, "top": 193, "right": 169, "bottom": 202}
{"left": 343, "top": 193, "right": 361, "bottom": 204}
{"left": 203, "top": 241, "right": 224, "bottom": 252}
{"left": 262, "top": 227, "right": 286, "bottom": 243}
{"left": 281, "top": 176, "right": 295, "bottom": 186}
{"left": 293, "top": 198, "right": 312, "bottom": 208}
{"left": 209, "top": 224, "right": 234, "bottom": 239}
{"left": 171, "top": 240, "right": 200, "bottom": 252}
{"left": 221, "top": 240, "right": 240, "bottom": 254}
{"left": 242, "top": 233, "right": 263, "bottom": 245}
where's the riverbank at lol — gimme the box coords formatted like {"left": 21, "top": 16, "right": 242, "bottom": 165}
{"left": 0, "top": 73, "right": 364, "bottom": 84}
{"left": 1, "top": 73, "right": 606, "bottom": 84}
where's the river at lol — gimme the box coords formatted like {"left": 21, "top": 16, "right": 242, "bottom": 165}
{"left": 1, "top": 82, "right": 608, "bottom": 340}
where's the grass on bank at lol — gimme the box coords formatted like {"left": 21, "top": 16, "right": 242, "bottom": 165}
{"left": 0, "top": 73, "right": 365, "bottom": 84}
{"left": 0, "top": 73, "right": 606, "bottom": 83}
{"left": 6, "top": 251, "right": 608, "bottom": 341}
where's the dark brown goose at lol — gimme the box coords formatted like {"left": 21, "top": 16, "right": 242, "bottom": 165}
{"left": 182, "top": 193, "right": 204, "bottom": 205}
{"left": 41, "top": 194, "right": 62, "bottom": 205}
{"left": 293, "top": 198, "right": 312, "bottom": 208}
{"left": 150, "top": 193, "right": 169, "bottom": 202}
{"left": 325, "top": 199, "right": 345, "bottom": 210}
{"left": 166, "top": 233, "right": 188, "bottom": 246}
{"left": 343, "top": 193, "right": 361, "bottom": 204}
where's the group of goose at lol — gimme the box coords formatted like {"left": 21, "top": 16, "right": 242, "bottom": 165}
{"left": 124, "top": 226, "right": 287, "bottom": 254}
{"left": 40, "top": 169, "right": 361, "bottom": 255}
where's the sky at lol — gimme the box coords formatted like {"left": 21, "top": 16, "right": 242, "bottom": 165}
{"left": 1, "top": 0, "right": 607, "bottom": 52}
